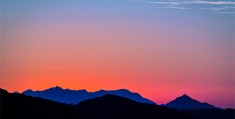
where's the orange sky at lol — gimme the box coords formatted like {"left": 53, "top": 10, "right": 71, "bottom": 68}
{"left": 1, "top": 0, "right": 234, "bottom": 108}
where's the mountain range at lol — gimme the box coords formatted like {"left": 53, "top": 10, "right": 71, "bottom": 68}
{"left": 23, "top": 86, "right": 155, "bottom": 104}
{"left": 1, "top": 88, "right": 234, "bottom": 119}
{"left": 1, "top": 88, "right": 192, "bottom": 119}
{"left": 23, "top": 86, "right": 219, "bottom": 109}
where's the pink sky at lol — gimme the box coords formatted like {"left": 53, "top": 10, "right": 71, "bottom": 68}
{"left": 1, "top": 0, "right": 234, "bottom": 108}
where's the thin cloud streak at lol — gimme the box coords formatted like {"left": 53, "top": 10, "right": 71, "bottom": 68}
{"left": 165, "top": 6, "right": 190, "bottom": 10}
{"left": 200, "top": 6, "right": 235, "bottom": 11}
{"left": 148, "top": 1, "right": 235, "bottom": 5}
{"left": 147, "top": 0, "right": 235, "bottom": 14}
{"left": 147, "top": 1, "right": 180, "bottom": 5}
{"left": 216, "top": 11, "right": 235, "bottom": 14}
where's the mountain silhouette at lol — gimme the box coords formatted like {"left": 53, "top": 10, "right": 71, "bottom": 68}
{"left": 23, "top": 86, "right": 155, "bottom": 104}
{"left": 165, "top": 94, "right": 217, "bottom": 109}
{"left": 1, "top": 88, "right": 77, "bottom": 119}
{"left": 1, "top": 88, "right": 191, "bottom": 119}
{"left": 75, "top": 94, "right": 193, "bottom": 119}
{"left": 1, "top": 88, "right": 234, "bottom": 119}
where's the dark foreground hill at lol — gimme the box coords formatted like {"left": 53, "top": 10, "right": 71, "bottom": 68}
{"left": 1, "top": 88, "right": 77, "bottom": 119}
{"left": 1, "top": 88, "right": 234, "bottom": 119}
{"left": 180, "top": 109, "right": 235, "bottom": 119}
{"left": 76, "top": 94, "right": 192, "bottom": 119}
{"left": 1, "top": 88, "right": 191, "bottom": 119}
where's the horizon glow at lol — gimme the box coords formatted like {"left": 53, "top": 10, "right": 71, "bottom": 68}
{"left": 1, "top": 0, "right": 234, "bottom": 108}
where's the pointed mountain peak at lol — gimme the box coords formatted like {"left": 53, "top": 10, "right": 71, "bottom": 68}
{"left": 173, "top": 94, "right": 193, "bottom": 101}
{"left": 165, "top": 94, "right": 216, "bottom": 109}
{"left": 171, "top": 94, "right": 195, "bottom": 103}
{"left": 180, "top": 94, "right": 191, "bottom": 99}
{"left": 54, "top": 86, "right": 62, "bottom": 89}
{"left": 47, "top": 86, "right": 63, "bottom": 91}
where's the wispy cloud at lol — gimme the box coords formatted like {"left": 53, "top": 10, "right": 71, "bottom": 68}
{"left": 182, "top": 1, "right": 235, "bottom": 5}
{"left": 147, "top": 1, "right": 180, "bottom": 5}
{"left": 217, "top": 11, "right": 235, "bottom": 14}
{"left": 148, "top": 1, "right": 235, "bottom": 5}
{"left": 200, "top": 6, "right": 235, "bottom": 11}
{"left": 147, "top": 0, "right": 235, "bottom": 13}
{"left": 165, "top": 6, "right": 190, "bottom": 10}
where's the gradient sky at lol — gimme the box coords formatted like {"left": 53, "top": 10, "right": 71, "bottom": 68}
{"left": 1, "top": 0, "right": 234, "bottom": 108}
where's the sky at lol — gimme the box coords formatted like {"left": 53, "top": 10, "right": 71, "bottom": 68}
{"left": 1, "top": 0, "right": 234, "bottom": 108}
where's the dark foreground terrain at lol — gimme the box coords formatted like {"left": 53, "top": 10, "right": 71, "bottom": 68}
{"left": 1, "top": 89, "right": 234, "bottom": 119}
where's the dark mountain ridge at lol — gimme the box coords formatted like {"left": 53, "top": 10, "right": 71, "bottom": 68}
{"left": 165, "top": 94, "right": 217, "bottom": 109}
{"left": 23, "top": 86, "right": 155, "bottom": 104}
{"left": 75, "top": 94, "right": 193, "bottom": 119}
{"left": 0, "top": 88, "right": 77, "bottom": 119}
{"left": 1, "top": 88, "right": 190, "bottom": 119}
{"left": 1, "top": 88, "right": 234, "bottom": 119}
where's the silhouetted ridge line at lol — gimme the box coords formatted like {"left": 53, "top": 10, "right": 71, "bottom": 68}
{"left": 165, "top": 94, "right": 217, "bottom": 109}
{"left": 1, "top": 88, "right": 234, "bottom": 119}
{"left": 75, "top": 94, "right": 194, "bottom": 119}
{"left": 1, "top": 88, "right": 77, "bottom": 119}
{"left": 23, "top": 86, "right": 156, "bottom": 104}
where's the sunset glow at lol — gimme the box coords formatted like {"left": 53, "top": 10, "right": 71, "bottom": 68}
{"left": 1, "top": 0, "right": 234, "bottom": 108}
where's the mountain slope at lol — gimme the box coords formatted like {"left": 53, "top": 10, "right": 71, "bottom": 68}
{"left": 23, "top": 86, "right": 155, "bottom": 104}
{"left": 76, "top": 94, "right": 193, "bottom": 119}
{"left": 0, "top": 88, "right": 77, "bottom": 119}
{"left": 2, "top": 89, "right": 234, "bottom": 119}
{"left": 165, "top": 94, "right": 217, "bottom": 109}
{"left": 1, "top": 88, "right": 191, "bottom": 119}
